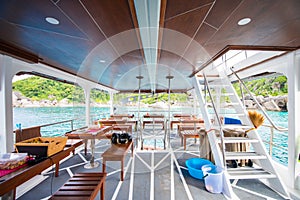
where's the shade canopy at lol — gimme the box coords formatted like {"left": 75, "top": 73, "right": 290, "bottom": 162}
{"left": 0, "top": 0, "right": 299, "bottom": 92}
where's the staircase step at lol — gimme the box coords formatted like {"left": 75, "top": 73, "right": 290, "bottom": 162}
{"left": 212, "top": 124, "right": 252, "bottom": 129}
{"left": 220, "top": 93, "right": 235, "bottom": 96}
{"left": 227, "top": 167, "right": 276, "bottom": 179}
{"left": 217, "top": 137, "right": 259, "bottom": 144}
{"left": 225, "top": 152, "right": 266, "bottom": 160}
{"left": 221, "top": 102, "right": 240, "bottom": 106}
{"left": 207, "top": 84, "right": 230, "bottom": 88}
{"left": 218, "top": 113, "right": 245, "bottom": 117}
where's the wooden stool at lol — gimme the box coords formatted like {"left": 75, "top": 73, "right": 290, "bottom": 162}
{"left": 50, "top": 173, "right": 106, "bottom": 200}
{"left": 180, "top": 130, "right": 200, "bottom": 150}
{"left": 102, "top": 141, "right": 133, "bottom": 181}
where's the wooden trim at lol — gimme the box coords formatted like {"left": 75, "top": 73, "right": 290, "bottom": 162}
{"left": 128, "top": 0, "right": 145, "bottom": 64}
{"left": 0, "top": 41, "right": 39, "bottom": 64}
{"left": 157, "top": 0, "right": 167, "bottom": 62}
{"left": 189, "top": 45, "right": 299, "bottom": 77}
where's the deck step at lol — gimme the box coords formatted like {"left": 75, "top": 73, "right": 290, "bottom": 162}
{"left": 217, "top": 137, "right": 259, "bottom": 144}
{"left": 225, "top": 152, "right": 266, "bottom": 160}
{"left": 227, "top": 167, "right": 276, "bottom": 179}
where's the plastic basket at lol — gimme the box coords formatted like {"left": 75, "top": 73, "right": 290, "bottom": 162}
{"left": 185, "top": 158, "right": 213, "bottom": 179}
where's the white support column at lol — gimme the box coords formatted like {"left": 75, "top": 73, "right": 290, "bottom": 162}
{"left": 287, "top": 50, "right": 300, "bottom": 189}
{"left": 109, "top": 91, "right": 114, "bottom": 115}
{"left": 80, "top": 84, "right": 92, "bottom": 126}
{"left": 0, "top": 56, "right": 15, "bottom": 153}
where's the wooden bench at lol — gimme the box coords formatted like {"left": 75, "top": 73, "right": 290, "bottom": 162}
{"left": 102, "top": 141, "right": 133, "bottom": 181}
{"left": 49, "top": 173, "right": 106, "bottom": 200}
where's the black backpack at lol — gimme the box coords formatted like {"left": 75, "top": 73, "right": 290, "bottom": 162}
{"left": 111, "top": 133, "right": 132, "bottom": 144}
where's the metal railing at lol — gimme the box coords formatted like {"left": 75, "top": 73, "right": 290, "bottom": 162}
{"left": 230, "top": 67, "right": 289, "bottom": 165}
{"left": 261, "top": 124, "right": 288, "bottom": 157}
{"left": 230, "top": 67, "right": 288, "bottom": 132}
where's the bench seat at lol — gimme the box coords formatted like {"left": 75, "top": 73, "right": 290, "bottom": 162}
{"left": 102, "top": 141, "right": 133, "bottom": 181}
{"left": 50, "top": 173, "right": 106, "bottom": 200}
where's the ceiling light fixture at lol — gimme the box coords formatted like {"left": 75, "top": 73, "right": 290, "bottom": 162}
{"left": 99, "top": 60, "right": 106, "bottom": 63}
{"left": 238, "top": 18, "right": 251, "bottom": 26}
{"left": 45, "top": 17, "right": 59, "bottom": 25}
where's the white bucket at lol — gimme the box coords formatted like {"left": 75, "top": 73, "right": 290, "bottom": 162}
{"left": 202, "top": 164, "right": 224, "bottom": 193}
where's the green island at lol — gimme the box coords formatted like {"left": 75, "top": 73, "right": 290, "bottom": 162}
{"left": 12, "top": 75, "right": 288, "bottom": 106}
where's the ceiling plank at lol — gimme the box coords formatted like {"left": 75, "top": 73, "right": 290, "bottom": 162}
{"left": 128, "top": 0, "right": 145, "bottom": 65}
{"left": 157, "top": 0, "right": 167, "bottom": 62}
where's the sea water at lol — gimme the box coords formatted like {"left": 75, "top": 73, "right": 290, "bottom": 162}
{"left": 13, "top": 107, "right": 288, "bottom": 165}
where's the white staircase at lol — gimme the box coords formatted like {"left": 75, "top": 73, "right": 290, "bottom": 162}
{"left": 193, "top": 71, "right": 290, "bottom": 199}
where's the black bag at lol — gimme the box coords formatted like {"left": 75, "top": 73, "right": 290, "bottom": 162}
{"left": 111, "top": 133, "right": 132, "bottom": 144}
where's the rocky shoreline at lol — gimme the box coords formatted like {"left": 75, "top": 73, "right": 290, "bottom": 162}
{"left": 12, "top": 91, "right": 288, "bottom": 111}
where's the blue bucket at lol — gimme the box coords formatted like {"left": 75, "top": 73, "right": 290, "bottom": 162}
{"left": 185, "top": 158, "right": 213, "bottom": 179}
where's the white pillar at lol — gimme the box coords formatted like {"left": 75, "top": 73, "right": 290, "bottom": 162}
{"left": 0, "top": 56, "right": 15, "bottom": 153}
{"left": 287, "top": 50, "right": 300, "bottom": 189}
{"left": 109, "top": 91, "right": 114, "bottom": 115}
{"left": 79, "top": 84, "right": 92, "bottom": 126}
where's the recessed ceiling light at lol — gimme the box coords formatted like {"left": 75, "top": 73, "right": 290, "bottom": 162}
{"left": 99, "top": 59, "right": 106, "bottom": 63}
{"left": 238, "top": 18, "right": 251, "bottom": 26}
{"left": 45, "top": 17, "right": 59, "bottom": 25}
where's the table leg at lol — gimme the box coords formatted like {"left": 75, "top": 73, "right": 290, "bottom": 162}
{"left": 102, "top": 160, "right": 106, "bottom": 172}
{"left": 101, "top": 179, "right": 105, "bottom": 200}
{"left": 55, "top": 162, "right": 59, "bottom": 177}
{"left": 121, "top": 158, "right": 124, "bottom": 181}
{"left": 84, "top": 139, "right": 100, "bottom": 169}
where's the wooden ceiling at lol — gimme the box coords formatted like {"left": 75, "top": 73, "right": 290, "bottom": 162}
{"left": 0, "top": 0, "right": 299, "bottom": 92}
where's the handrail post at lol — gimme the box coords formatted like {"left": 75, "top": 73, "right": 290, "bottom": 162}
{"left": 270, "top": 126, "right": 274, "bottom": 156}
{"left": 239, "top": 80, "right": 245, "bottom": 106}
{"left": 71, "top": 120, "right": 74, "bottom": 131}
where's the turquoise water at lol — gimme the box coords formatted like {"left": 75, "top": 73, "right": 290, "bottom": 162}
{"left": 258, "top": 111, "right": 288, "bottom": 165}
{"left": 13, "top": 107, "right": 110, "bottom": 137}
{"left": 13, "top": 107, "right": 288, "bottom": 165}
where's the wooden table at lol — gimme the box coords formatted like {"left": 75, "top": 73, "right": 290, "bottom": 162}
{"left": 110, "top": 114, "right": 134, "bottom": 119}
{"left": 142, "top": 115, "right": 165, "bottom": 129}
{"left": 171, "top": 117, "right": 203, "bottom": 130}
{"left": 112, "top": 125, "right": 132, "bottom": 134}
{"left": 97, "top": 119, "right": 138, "bottom": 131}
{"left": 0, "top": 140, "right": 81, "bottom": 199}
{"left": 65, "top": 126, "right": 113, "bottom": 168}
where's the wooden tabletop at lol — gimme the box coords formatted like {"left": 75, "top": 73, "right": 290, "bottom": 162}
{"left": 65, "top": 126, "right": 113, "bottom": 140}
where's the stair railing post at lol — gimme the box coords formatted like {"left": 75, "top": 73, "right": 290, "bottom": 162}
{"left": 239, "top": 80, "right": 245, "bottom": 106}
{"left": 203, "top": 73, "right": 226, "bottom": 168}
